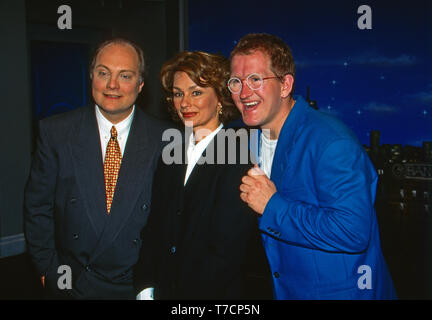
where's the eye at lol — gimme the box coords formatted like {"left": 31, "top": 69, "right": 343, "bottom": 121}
{"left": 96, "top": 70, "right": 109, "bottom": 77}
{"left": 120, "top": 73, "right": 133, "bottom": 80}
{"left": 192, "top": 90, "right": 202, "bottom": 96}
{"left": 173, "top": 91, "right": 183, "bottom": 98}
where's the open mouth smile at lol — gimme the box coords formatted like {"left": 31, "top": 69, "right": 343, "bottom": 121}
{"left": 242, "top": 101, "right": 260, "bottom": 112}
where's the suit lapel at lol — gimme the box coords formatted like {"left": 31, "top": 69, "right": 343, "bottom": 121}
{"left": 270, "top": 97, "right": 308, "bottom": 185}
{"left": 183, "top": 132, "right": 220, "bottom": 193}
{"left": 91, "top": 108, "right": 156, "bottom": 259}
{"left": 182, "top": 134, "right": 221, "bottom": 245}
{"left": 69, "top": 106, "right": 107, "bottom": 236}
{"left": 170, "top": 161, "right": 187, "bottom": 211}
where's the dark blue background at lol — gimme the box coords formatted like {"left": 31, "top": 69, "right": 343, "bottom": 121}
{"left": 31, "top": 41, "right": 89, "bottom": 120}
{"left": 189, "top": 0, "right": 432, "bottom": 147}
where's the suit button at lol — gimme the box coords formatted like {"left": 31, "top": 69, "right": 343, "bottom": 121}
{"left": 170, "top": 246, "right": 176, "bottom": 254}
{"left": 176, "top": 210, "right": 182, "bottom": 216}
{"left": 70, "top": 198, "right": 77, "bottom": 203}
{"left": 133, "top": 239, "right": 139, "bottom": 245}
{"left": 274, "top": 272, "right": 280, "bottom": 278}
{"left": 86, "top": 265, "right": 92, "bottom": 272}
{"left": 73, "top": 234, "right": 79, "bottom": 240}
{"left": 141, "top": 203, "right": 148, "bottom": 210}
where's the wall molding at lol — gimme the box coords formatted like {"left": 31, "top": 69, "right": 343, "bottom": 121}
{"left": 0, "top": 233, "right": 26, "bottom": 258}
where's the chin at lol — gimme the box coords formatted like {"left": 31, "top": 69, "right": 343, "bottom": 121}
{"left": 103, "top": 101, "right": 132, "bottom": 111}
{"left": 242, "top": 117, "right": 261, "bottom": 127}
{"left": 181, "top": 119, "right": 194, "bottom": 127}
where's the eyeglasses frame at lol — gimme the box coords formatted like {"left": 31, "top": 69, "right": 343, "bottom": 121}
{"left": 227, "top": 73, "right": 286, "bottom": 94}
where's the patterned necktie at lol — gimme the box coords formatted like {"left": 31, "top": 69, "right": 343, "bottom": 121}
{"left": 104, "top": 126, "right": 122, "bottom": 214}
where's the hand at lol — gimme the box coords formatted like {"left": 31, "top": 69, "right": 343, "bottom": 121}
{"left": 41, "top": 276, "right": 45, "bottom": 287}
{"left": 239, "top": 165, "right": 277, "bottom": 215}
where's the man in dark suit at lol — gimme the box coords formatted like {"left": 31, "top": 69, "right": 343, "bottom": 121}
{"left": 24, "top": 38, "right": 167, "bottom": 299}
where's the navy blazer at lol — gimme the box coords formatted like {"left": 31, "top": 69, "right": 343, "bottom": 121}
{"left": 258, "top": 96, "right": 397, "bottom": 299}
{"left": 134, "top": 128, "right": 272, "bottom": 299}
{"left": 24, "top": 105, "right": 168, "bottom": 299}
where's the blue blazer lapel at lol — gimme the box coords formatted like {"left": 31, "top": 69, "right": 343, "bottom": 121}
{"left": 270, "top": 97, "right": 309, "bottom": 185}
{"left": 69, "top": 106, "right": 107, "bottom": 237}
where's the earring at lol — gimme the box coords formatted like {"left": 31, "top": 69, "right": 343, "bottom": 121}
{"left": 218, "top": 105, "right": 223, "bottom": 115}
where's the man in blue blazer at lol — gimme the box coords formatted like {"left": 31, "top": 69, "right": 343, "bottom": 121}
{"left": 24, "top": 38, "right": 167, "bottom": 299}
{"left": 229, "top": 33, "right": 396, "bottom": 299}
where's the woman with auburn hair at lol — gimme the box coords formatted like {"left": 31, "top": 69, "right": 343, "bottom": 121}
{"left": 134, "top": 51, "right": 271, "bottom": 300}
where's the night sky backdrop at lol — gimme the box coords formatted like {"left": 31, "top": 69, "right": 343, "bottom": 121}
{"left": 188, "top": 0, "right": 432, "bottom": 147}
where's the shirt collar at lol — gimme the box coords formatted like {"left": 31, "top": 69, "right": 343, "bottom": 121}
{"left": 261, "top": 131, "right": 278, "bottom": 145}
{"left": 188, "top": 123, "right": 224, "bottom": 149}
{"left": 95, "top": 104, "right": 135, "bottom": 138}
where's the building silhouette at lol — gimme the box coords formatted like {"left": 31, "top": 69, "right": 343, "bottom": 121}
{"left": 305, "top": 86, "right": 318, "bottom": 110}
{"left": 365, "top": 131, "right": 432, "bottom": 299}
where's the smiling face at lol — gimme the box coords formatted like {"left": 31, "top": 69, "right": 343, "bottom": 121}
{"left": 91, "top": 43, "right": 144, "bottom": 124}
{"left": 230, "top": 50, "right": 294, "bottom": 139}
{"left": 172, "top": 71, "right": 221, "bottom": 135}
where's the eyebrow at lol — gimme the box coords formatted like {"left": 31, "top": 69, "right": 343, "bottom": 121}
{"left": 172, "top": 85, "right": 200, "bottom": 91}
{"left": 230, "top": 73, "right": 260, "bottom": 78}
{"left": 94, "top": 64, "right": 136, "bottom": 74}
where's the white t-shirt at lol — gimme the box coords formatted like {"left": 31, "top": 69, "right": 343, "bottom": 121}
{"left": 260, "top": 132, "right": 278, "bottom": 178}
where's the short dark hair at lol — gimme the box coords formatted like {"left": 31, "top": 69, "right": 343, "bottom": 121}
{"left": 160, "top": 51, "right": 239, "bottom": 124}
{"left": 230, "top": 33, "right": 296, "bottom": 97}
{"left": 90, "top": 38, "right": 145, "bottom": 83}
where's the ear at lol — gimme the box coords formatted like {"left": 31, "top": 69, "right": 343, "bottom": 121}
{"left": 138, "top": 80, "right": 145, "bottom": 92}
{"left": 280, "top": 74, "right": 294, "bottom": 98}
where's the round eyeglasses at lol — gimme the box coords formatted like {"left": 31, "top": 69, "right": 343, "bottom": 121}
{"left": 227, "top": 73, "right": 281, "bottom": 94}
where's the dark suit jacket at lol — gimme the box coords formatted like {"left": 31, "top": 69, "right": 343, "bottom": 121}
{"left": 134, "top": 128, "right": 272, "bottom": 299}
{"left": 24, "top": 105, "right": 168, "bottom": 299}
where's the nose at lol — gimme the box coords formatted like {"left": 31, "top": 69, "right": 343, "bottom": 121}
{"left": 106, "top": 75, "right": 120, "bottom": 90}
{"left": 239, "top": 80, "right": 253, "bottom": 100}
{"left": 180, "top": 94, "right": 191, "bottom": 109}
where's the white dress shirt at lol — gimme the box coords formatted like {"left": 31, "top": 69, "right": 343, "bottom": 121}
{"left": 184, "top": 124, "right": 224, "bottom": 185}
{"left": 95, "top": 105, "right": 135, "bottom": 160}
